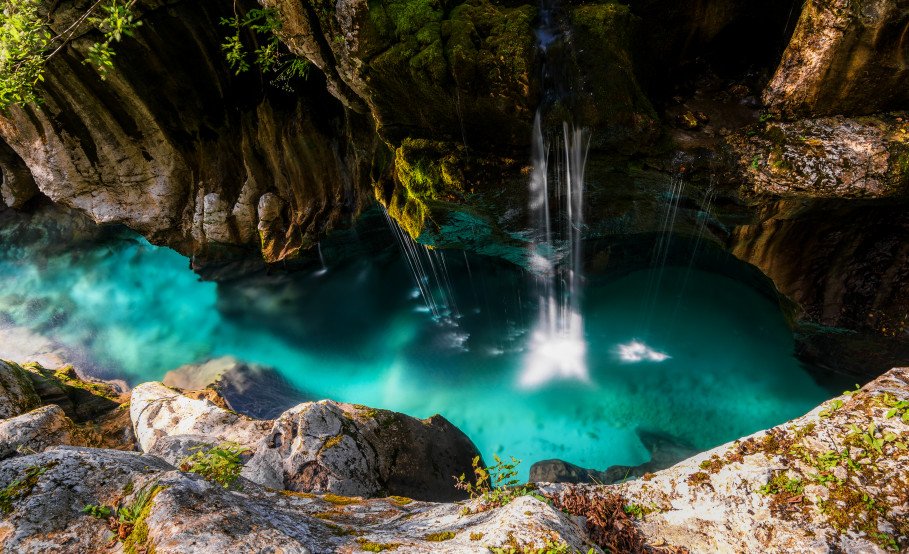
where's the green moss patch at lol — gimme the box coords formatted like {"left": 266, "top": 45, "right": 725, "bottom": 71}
{"left": 423, "top": 531, "right": 456, "bottom": 541}
{"left": 0, "top": 461, "right": 57, "bottom": 514}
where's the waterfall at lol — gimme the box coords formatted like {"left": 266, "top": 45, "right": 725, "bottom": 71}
{"left": 520, "top": 0, "right": 592, "bottom": 388}
{"left": 381, "top": 207, "right": 460, "bottom": 323}
{"left": 521, "top": 118, "right": 590, "bottom": 388}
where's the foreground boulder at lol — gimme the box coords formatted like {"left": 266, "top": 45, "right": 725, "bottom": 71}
{"left": 0, "top": 405, "right": 97, "bottom": 460}
{"left": 1, "top": 368, "right": 907, "bottom": 551}
{"left": 130, "top": 381, "right": 482, "bottom": 501}
{"left": 0, "top": 446, "right": 594, "bottom": 553}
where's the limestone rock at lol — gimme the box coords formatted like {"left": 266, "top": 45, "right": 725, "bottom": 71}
{"left": 764, "top": 0, "right": 909, "bottom": 117}
{"left": 0, "top": 405, "right": 94, "bottom": 460}
{"left": 129, "top": 382, "right": 269, "bottom": 454}
{"left": 545, "top": 366, "right": 909, "bottom": 553}
{"left": 0, "top": 447, "right": 173, "bottom": 553}
{"left": 244, "top": 400, "right": 481, "bottom": 501}
{"left": 131, "top": 383, "right": 480, "bottom": 501}
{"left": 0, "top": 0, "right": 384, "bottom": 266}
{"left": 729, "top": 196, "right": 909, "bottom": 379}
{"left": 146, "top": 434, "right": 223, "bottom": 468}
{"left": 0, "top": 446, "right": 595, "bottom": 553}
{"left": 0, "top": 360, "right": 41, "bottom": 420}
{"left": 727, "top": 114, "right": 909, "bottom": 199}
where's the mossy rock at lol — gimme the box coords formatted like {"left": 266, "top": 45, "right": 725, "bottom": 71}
{"left": 361, "top": 0, "right": 538, "bottom": 146}
{"left": 566, "top": 2, "right": 659, "bottom": 152}
{"left": 0, "top": 360, "right": 42, "bottom": 419}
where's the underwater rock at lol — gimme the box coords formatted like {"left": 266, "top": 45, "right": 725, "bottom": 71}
{"left": 0, "top": 405, "right": 94, "bottom": 461}
{"left": 764, "top": 0, "right": 909, "bottom": 117}
{"left": 530, "top": 430, "right": 700, "bottom": 485}
{"left": 163, "top": 356, "right": 312, "bottom": 420}
{"left": 0, "top": 361, "right": 41, "bottom": 420}
{"left": 529, "top": 459, "right": 610, "bottom": 485}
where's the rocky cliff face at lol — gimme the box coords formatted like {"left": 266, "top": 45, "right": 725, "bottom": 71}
{"left": 0, "top": 0, "right": 387, "bottom": 267}
{"left": 764, "top": 0, "right": 909, "bottom": 117}
{"left": 0, "top": 0, "right": 908, "bottom": 377}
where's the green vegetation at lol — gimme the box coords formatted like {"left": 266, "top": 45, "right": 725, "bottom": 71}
{"left": 756, "top": 473, "right": 803, "bottom": 496}
{"left": 84, "top": 0, "right": 143, "bottom": 79}
{"left": 423, "top": 531, "right": 456, "bottom": 541}
{"left": 179, "top": 442, "right": 250, "bottom": 489}
{"left": 382, "top": 138, "right": 469, "bottom": 240}
{"left": 356, "top": 538, "right": 401, "bottom": 551}
{"left": 219, "top": 6, "right": 308, "bottom": 88}
{"left": 0, "top": 0, "right": 140, "bottom": 111}
{"left": 0, "top": 461, "right": 55, "bottom": 513}
{"left": 322, "top": 493, "right": 360, "bottom": 505}
{"left": 454, "top": 454, "right": 536, "bottom": 509}
{"left": 83, "top": 479, "right": 163, "bottom": 553}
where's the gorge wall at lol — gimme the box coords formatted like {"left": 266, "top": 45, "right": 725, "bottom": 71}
{"left": 0, "top": 0, "right": 907, "bottom": 377}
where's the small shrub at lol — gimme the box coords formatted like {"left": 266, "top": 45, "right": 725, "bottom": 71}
{"left": 179, "top": 442, "right": 249, "bottom": 489}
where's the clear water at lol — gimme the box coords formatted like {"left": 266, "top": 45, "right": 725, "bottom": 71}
{"left": 0, "top": 212, "right": 833, "bottom": 480}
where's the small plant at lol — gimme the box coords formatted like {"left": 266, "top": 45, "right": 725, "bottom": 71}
{"left": 0, "top": 462, "right": 54, "bottom": 513}
{"left": 84, "top": 0, "right": 143, "bottom": 79}
{"left": 749, "top": 155, "right": 761, "bottom": 169}
{"left": 82, "top": 504, "right": 112, "bottom": 519}
{"left": 356, "top": 538, "right": 401, "bottom": 551}
{"left": 220, "top": 6, "right": 309, "bottom": 89}
{"left": 179, "top": 442, "right": 249, "bottom": 489}
{"left": 82, "top": 479, "right": 161, "bottom": 548}
{"left": 757, "top": 474, "right": 803, "bottom": 496}
{"left": 623, "top": 503, "right": 645, "bottom": 518}
{"left": 423, "top": 531, "right": 456, "bottom": 541}
{"left": 818, "top": 399, "right": 844, "bottom": 418}
{"left": 454, "top": 455, "right": 533, "bottom": 510}
{"left": 117, "top": 479, "right": 159, "bottom": 526}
